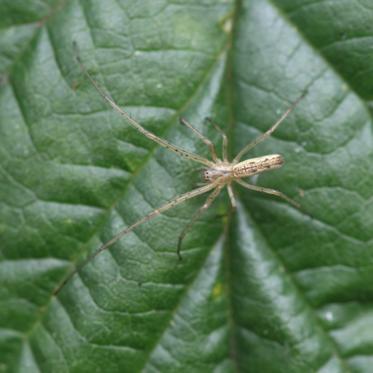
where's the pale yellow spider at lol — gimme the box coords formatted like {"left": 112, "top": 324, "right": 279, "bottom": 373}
{"left": 54, "top": 47, "right": 305, "bottom": 295}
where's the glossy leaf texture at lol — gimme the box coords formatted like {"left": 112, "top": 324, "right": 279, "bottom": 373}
{"left": 1, "top": 0, "right": 373, "bottom": 372}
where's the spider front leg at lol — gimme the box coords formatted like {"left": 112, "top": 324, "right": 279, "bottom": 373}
{"left": 53, "top": 181, "right": 220, "bottom": 295}
{"left": 74, "top": 42, "right": 213, "bottom": 168}
{"left": 236, "top": 179, "right": 300, "bottom": 208}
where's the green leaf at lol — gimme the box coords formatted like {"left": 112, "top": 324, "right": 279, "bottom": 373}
{"left": 1, "top": 0, "right": 373, "bottom": 372}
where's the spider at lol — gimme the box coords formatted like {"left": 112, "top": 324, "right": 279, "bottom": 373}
{"left": 53, "top": 47, "right": 305, "bottom": 295}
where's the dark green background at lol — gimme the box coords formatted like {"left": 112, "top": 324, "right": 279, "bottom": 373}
{"left": 1, "top": 0, "right": 373, "bottom": 372}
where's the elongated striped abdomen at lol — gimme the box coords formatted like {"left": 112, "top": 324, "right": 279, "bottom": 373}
{"left": 233, "top": 154, "right": 284, "bottom": 178}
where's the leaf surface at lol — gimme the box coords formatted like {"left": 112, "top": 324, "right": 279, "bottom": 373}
{"left": 1, "top": 0, "right": 373, "bottom": 372}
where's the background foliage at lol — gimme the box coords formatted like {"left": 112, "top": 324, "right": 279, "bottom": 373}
{"left": 1, "top": 0, "right": 373, "bottom": 372}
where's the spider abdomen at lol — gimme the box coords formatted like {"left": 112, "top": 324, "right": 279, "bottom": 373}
{"left": 233, "top": 154, "right": 284, "bottom": 178}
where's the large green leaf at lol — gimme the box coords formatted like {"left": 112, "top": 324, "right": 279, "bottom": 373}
{"left": 1, "top": 0, "right": 373, "bottom": 372}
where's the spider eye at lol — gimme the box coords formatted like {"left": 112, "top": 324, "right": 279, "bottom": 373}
{"left": 201, "top": 170, "right": 209, "bottom": 181}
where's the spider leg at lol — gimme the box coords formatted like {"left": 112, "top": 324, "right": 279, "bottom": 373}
{"left": 54, "top": 181, "right": 219, "bottom": 295}
{"left": 177, "top": 184, "right": 223, "bottom": 260}
{"left": 73, "top": 42, "right": 213, "bottom": 167}
{"left": 179, "top": 117, "right": 218, "bottom": 162}
{"left": 233, "top": 92, "right": 306, "bottom": 163}
{"left": 236, "top": 179, "right": 300, "bottom": 208}
{"left": 204, "top": 117, "right": 229, "bottom": 161}
{"left": 227, "top": 183, "right": 237, "bottom": 209}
